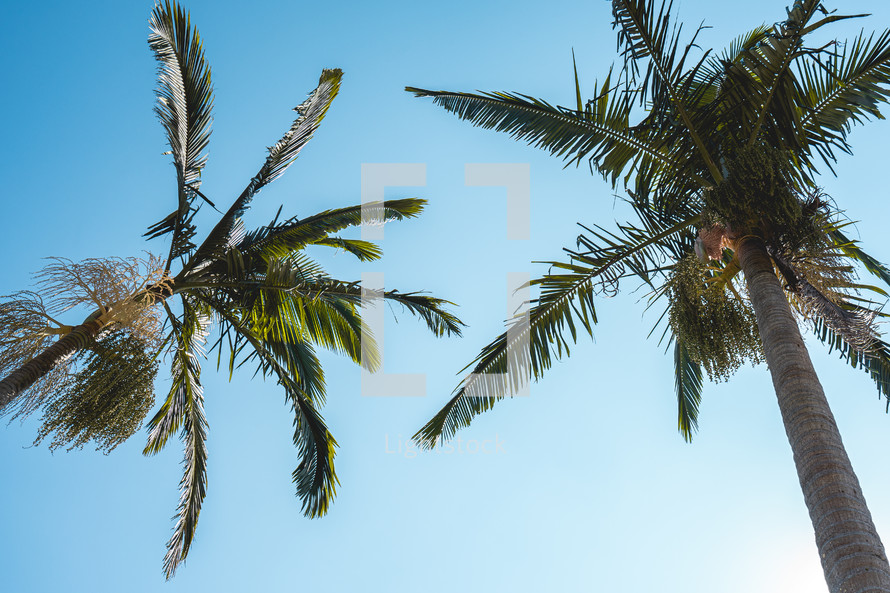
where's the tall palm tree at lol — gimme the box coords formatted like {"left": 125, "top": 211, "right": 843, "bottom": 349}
{"left": 408, "top": 1, "right": 890, "bottom": 590}
{"left": 0, "top": 0, "right": 462, "bottom": 578}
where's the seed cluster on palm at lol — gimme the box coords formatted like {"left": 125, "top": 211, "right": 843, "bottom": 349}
{"left": 0, "top": 0, "right": 462, "bottom": 578}
{"left": 409, "top": 1, "right": 890, "bottom": 591}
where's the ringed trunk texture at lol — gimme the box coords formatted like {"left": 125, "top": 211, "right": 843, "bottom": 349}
{"left": 0, "top": 320, "right": 103, "bottom": 411}
{"left": 738, "top": 237, "right": 890, "bottom": 593}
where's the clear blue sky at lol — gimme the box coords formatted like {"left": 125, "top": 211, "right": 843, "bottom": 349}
{"left": 1, "top": 1, "right": 889, "bottom": 591}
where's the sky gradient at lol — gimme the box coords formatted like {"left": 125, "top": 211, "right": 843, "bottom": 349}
{"left": 2, "top": 1, "right": 890, "bottom": 591}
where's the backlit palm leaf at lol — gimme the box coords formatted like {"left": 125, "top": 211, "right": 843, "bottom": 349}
{"left": 241, "top": 198, "right": 425, "bottom": 258}
{"left": 405, "top": 85, "right": 690, "bottom": 187}
{"left": 142, "top": 298, "right": 209, "bottom": 579}
{"left": 610, "top": 0, "right": 723, "bottom": 181}
{"left": 190, "top": 69, "right": 343, "bottom": 264}
{"left": 798, "top": 30, "right": 890, "bottom": 167}
{"left": 147, "top": 0, "right": 214, "bottom": 263}
{"left": 674, "top": 338, "right": 703, "bottom": 442}
{"left": 206, "top": 305, "right": 338, "bottom": 519}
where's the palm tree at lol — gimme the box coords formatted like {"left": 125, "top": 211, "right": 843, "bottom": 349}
{"left": 408, "top": 1, "right": 890, "bottom": 590}
{"left": 0, "top": 0, "right": 462, "bottom": 578}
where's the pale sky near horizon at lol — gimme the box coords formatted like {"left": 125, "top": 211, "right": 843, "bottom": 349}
{"left": 2, "top": 1, "right": 890, "bottom": 592}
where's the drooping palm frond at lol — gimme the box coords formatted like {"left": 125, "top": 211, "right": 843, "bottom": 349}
{"left": 285, "top": 376, "right": 338, "bottom": 518}
{"left": 188, "top": 69, "right": 343, "bottom": 266}
{"left": 772, "top": 249, "right": 881, "bottom": 351}
{"left": 142, "top": 298, "right": 209, "bottom": 579}
{"left": 413, "top": 213, "right": 698, "bottom": 448}
{"left": 266, "top": 287, "right": 367, "bottom": 367}
{"left": 812, "top": 314, "right": 890, "bottom": 409}
{"left": 196, "top": 303, "right": 338, "bottom": 519}
{"left": 147, "top": 0, "right": 214, "bottom": 264}
{"left": 674, "top": 337, "right": 703, "bottom": 442}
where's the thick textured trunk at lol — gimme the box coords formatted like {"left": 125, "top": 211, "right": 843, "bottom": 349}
{"left": 0, "top": 319, "right": 103, "bottom": 411}
{"left": 738, "top": 237, "right": 890, "bottom": 593}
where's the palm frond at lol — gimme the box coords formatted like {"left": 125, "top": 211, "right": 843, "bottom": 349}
{"left": 240, "top": 198, "right": 424, "bottom": 259}
{"left": 727, "top": 1, "right": 868, "bottom": 154}
{"left": 813, "top": 316, "right": 890, "bottom": 409}
{"left": 310, "top": 237, "right": 382, "bottom": 262}
{"left": 413, "top": 213, "right": 698, "bottom": 448}
{"left": 610, "top": 0, "right": 723, "bottom": 181}
{"left": 187, "top": 69, "right": 342, "bottom": 268}
{"left": 249, "top": 274, "right": 465, "bottom": 339}
{"left": 147, "top": 0, "right": 214, "bottom": 263}
{"left": 142, "top": 298, "right": 209, "bottom": 579}
{"left": 406, "top": 85, "right": 698, "bottom": 187}
{"left": 285, "top": 377, "right": 338, "bottom": 518}
{"left": 144, "top": 302, "right": 203, "bottom": 455}
{"left": 375, "top": 291, "right": 464, "bottom": 338}
{"left": 201, "top": 306, "right": 338, "bottom": 518}
{"left": 826, "top": 227, "right": 890, "bottom": 289}
{"left": 674, "top": 337, "right": 703, "bottom": 442}
{"left": 798, "top": 30, "right": 890, "bottom": 168}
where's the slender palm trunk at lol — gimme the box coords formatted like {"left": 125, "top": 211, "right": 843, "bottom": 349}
{"left": 0, "top": 319, "right": 103, "bottom": 411}
{"left": 738, "top": 236, "right": 890, "bottom": 593}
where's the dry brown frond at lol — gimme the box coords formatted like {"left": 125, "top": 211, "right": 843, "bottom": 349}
{"left": 0, "top": 291, "right": 75, "bottom": 417}
{"left": 0, "top": 254, "right": 171, "bottom": 419}
{"left": 35, "top": 254, "right": 170, "bottom": 347}
{"left": 784, "top": 240, "right": 880, "bottom": 351}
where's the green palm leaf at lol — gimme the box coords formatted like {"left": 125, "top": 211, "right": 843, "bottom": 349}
{"left": 827, "top": 227, "right": 890, "bottom": 289}
{"left": 241, "top": 198, "right": 425, "bottom": 258}
{"left": 674, "top": 337, "right": 703, "bottom": 442}
{"left": 405, "top": 85, "right": 692, "bottom": 187}
{"left": 610, "top": 0, "right": 722, "bottom": 181}
{"left": 798, "top": 30, "right": 890, "bottom": 166}
{"left": 147, "top": 0, "right": 214, "bottom": 263}
{"left": 414, "top": 213, "right": 697, "bottom": 448}
{"left": 310, "top": 237, "right": 382, "bottom": 262}
{"left": 813, "top": 316, "right": 890, "bottom": 408}
{"left": 142, "top": 298, "right": 209, "bottom": 579}
{"left": 201, "top": 305, "right": 338, "bottom": 519}
{"left": 188, "top": 69, "right": 343, "bottom": 267}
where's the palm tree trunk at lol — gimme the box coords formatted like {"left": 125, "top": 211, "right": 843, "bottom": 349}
{"left": 738, "top": 236, "right": 890, "bottom": 593}
{"left": 0, "top": 319, "right": 103, "bottom": 411}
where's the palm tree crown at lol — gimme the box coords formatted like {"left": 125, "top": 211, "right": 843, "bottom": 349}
{"left": 409, "top": 0, "right": 890, "bottom": 446}
{"left": 409, "top": 1, "right": 890, "bottom": 590}
{"left": 0, "top": 0, "right": 462, "bottom": 578}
